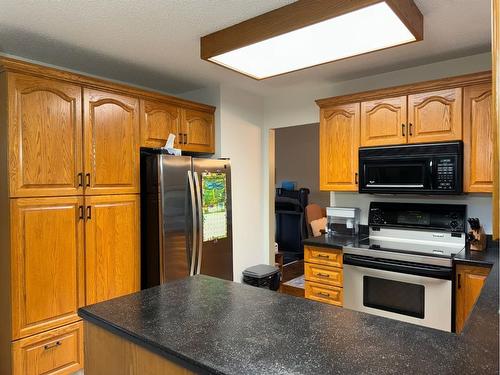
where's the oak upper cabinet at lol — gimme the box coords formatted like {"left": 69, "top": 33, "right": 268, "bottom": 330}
{"left": 360, "top": 96, "right": 407, "bottom": 146}
{"left": 320, "top": 103, "right": 360, "bottom": 191}
{"left": 85, "top": 194, "right": 140, "bottom": 305}
{"left": 10, "top": 197, "right": 85, "bottom": 340}
{"left": 7, "top": 73, "right": 83, "bottom": 198}
{"left": 180, "top": 108, "right": 215, "bottom": 153}
{"left": 463, "top": 84, "right": 493, "bottom": 192}
{"left": 84, "top": 89, "right": 140, "bottom": 195}
{"left": 140, "top": 99, "right": 180, "bottom": 148}
{"left": 455, "top": 264, "right": 490, "bottom": 333}
{"left": 407, "top": 88, "right": 462, "bottom": 143}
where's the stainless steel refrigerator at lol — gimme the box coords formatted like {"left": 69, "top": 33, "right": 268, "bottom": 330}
{"left": 140, "top": 148, "right": 233, "bottom": 288}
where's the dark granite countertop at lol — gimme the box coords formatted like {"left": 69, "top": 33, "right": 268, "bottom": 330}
{"left": 79, "top": 240, "right": 499, "bottom": 375}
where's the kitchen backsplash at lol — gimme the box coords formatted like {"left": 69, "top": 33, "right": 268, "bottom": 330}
{"left": 330, "top": 192, "right": 493, "bottom": 234}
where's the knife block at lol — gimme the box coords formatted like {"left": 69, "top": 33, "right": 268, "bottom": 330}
{"left": 469, "top": 226, "right": 487, "bottom": 251}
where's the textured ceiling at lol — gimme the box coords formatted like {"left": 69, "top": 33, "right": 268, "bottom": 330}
{"left": 0, "top": 0, "right": 491, "bottom": 96}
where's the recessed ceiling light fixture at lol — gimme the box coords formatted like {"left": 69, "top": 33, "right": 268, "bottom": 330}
{"left": 201, "top": 0, "right": 423, "bottom": 80}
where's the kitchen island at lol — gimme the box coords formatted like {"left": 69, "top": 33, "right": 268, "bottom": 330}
{"left": 79, "top": 243, "right": 498, "bottom": 375}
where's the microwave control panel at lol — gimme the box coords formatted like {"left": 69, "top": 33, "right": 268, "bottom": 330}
{"left": 435, "top": 158, "right": 456, "bottom": 190}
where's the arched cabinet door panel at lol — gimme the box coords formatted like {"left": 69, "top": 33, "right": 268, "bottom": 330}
{"left": 319, "top": 103, "right": 360, "bottom": 191}
{"left": 180, "top": 108, "right": 215, "bottom": 153}
{"left": 83, "top": 89, "right": 140, "bottom": 195}
{"left": 360, "top": 96, "right": 407, "bottom": 146}
{"left": 140, "top": 99, "right": 180, "bottom": 148}
{"left": 407, "top": 88, "right": 462, "bottom": 143}
{"left": 8, "top": 73, "right": 83, "bottom": 197}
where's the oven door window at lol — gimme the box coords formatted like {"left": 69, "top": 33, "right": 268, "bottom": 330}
{"left": 363, "top": 276, "right": 425, "bottom": 319}
{"left": 363, "top": 161, "right": 429, "bottom": 188}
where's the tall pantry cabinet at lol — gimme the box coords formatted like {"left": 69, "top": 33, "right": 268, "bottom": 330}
{"left": 0, "top": 57, "right": 215, "bottom": 375}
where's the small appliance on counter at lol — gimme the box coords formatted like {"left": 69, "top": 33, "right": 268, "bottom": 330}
{"left": 326, "top": 207, "right": 360, "bottom": 236}
{"left": 343, "top": 201, "right": 467, "bottom": 332}
{"left": 467, "top": 217, "right": 487, "bottom": 251}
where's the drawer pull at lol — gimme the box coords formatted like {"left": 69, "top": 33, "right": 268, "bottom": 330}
{"left": 316, "top": 272, "right": 330, "bottom": 278}
{"left": 44, "top": 341, "right": 62, "bottom": 350}
{"left": 316, "top": 254, "right": 330, "bottom": 259}
{"left": 318, "top": 291, "right": 330, "bottom": 297}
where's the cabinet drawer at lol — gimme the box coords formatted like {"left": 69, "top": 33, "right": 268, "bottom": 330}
{"left": 304, "top": 246, "right": 343, "bottom": 268}
{"left": 305, "top": 281, "right": 343, "bottom": 306}
{"left": 12, "top": 321, "right": 84, "bottom": 375}
{"left": 305, "top": 263, "right": 343, "bottom": 287}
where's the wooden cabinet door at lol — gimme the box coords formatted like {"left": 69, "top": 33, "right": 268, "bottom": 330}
{"left": 84, "top": 89, "right": 140, "bottom": 195}
{"left": 319, "top": 103, "right": 360, "bottom": 191}
{"left": 180, "top": 108, "right": 215, "bottom": 153}
{"left": 455, "top": 264, "right": 490, "bottom": 333}
{"left": 85, "top": 194, "right": 140, "bottom": 305}
{"left": 8, "top": 73, "right": 83, "bottom": 197}
{"left": 140, "top": 99, "right": 181, "bottom": 148}
{"left": 463, "top": 84, "right": 493, "bottom": 192}
{"left": 11, "top": 197, "right": 85, "bottom": 340}
{"left": 407, "top": 88, "right": 462, "bottom": 143}
{"left": 360, "top": 96, "right": 407, "bottom": 146}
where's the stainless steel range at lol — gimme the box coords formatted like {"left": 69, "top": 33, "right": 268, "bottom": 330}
{"left": 343, "top": 202, "right": 466, "bottom": 332}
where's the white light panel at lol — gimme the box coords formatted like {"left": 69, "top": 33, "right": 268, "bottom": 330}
{"left": 209, "top": 2, "right": 416, "bottom": 79}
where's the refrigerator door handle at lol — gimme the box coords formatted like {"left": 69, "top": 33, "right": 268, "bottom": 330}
{"left": 194, "top": 171, "right": 203, "bottom": 275}
{"left": 187, "top": 170, "right": 197, "bottom": 277}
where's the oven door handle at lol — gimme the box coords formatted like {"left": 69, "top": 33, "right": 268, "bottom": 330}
{"left": 343, "top": 254, "right": 452, "bottom": 280}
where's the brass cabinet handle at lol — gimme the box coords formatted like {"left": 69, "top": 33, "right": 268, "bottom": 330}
{"left": 78, "top": 205, "right": 84, "bottom": 220}
{"left": 316, "top": 272, "right": 330, "bottom": 278}
{"left": 318, "top": 291, "right": 330, "bottom": 297}
{"left": 86, "top": 206, "right": 92, "bottom": 220}
{"left": 316, "top": 254, "right": 330, "bottom": 259}
{"left": 44, "top": 341, "right": 62, "bottom": 350}
{"left": 184, "top": 133, "right": 188, "bottom": 144}
{"left": 402, "top": 123, "right": 406, "bottom": 137}
{"left": 409, "top": 123, "right": 413, "bottom": 136}
{"left": 457, "top": 274, "right": 461, "bottom": 289}
{"left": 355, "top": 172, "right": 359, "bottom": 185}
{"left": 85, "top": 173, "right": 91, "bottom": 187}
{"left": 77, "top": 172, "right": 83, "bottom": 187}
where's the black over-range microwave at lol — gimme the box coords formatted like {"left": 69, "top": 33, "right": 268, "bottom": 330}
{"left": 358, "top": 141, "right": 463, "bottom": 194}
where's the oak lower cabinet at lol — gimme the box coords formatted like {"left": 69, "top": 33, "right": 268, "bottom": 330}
{"left": 407, "top": 88, "right": 462, "bottom": 143}
{"left": 360, "top": 96, "right": 407, "bottom": 146}
{"left": 6, "top": 73, "right": 83, "bottom": 198}
{"left": 12, "top": 322, "right": 84, "bottom": 375}
{"left": 319, "top": 103, "right": 360, "bottom": 191}
{"left": 304, "top": 246, "right": 343, "bottom": 307}
{"left": 140, "top": 99, "right": 181, "bottom": 148}
{"left": 10, "top": 197, "right": 85, "bottom": 340}
{"left": 83, "top": 89, "right": 140, "bottom": 195}
{"left": 455, "top": 264, "right": 491, "bottom": 333}
{"left": 463, "top": 84, "right": 494, "bottom": 192}
{"left": 85, "top": 194, "right": 141, "bottom": 305}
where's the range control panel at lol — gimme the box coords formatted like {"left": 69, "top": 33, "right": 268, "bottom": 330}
{"left": 368, "top": 202, "right": 467, "bottom": 233}
{"left": 435, "top": 158, "right": 457, "bottom": 191}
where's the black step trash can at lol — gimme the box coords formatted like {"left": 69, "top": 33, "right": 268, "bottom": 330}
{"left": 242, "top": 264, "right": 280, "bottom": 291}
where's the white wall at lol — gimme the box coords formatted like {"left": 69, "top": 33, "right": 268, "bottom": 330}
{"left": 180, "top": 85, "right": 267, "bottom": 281}
{"left": 261, "top": 52, "right": 494, "bottom": 255}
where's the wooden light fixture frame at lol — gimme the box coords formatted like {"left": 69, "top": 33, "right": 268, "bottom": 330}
{"left": 200, "top": 0, "right": 423, "bottom": 79}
